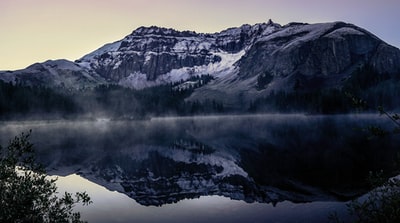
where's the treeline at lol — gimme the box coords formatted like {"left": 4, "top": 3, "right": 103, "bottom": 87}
{"left": 81, "top": 76, "right": 225, "bottom": 118}
{"left": 249, "top": 66, "right": 400, "bottom": 114}
{"left": 343, "top": 66, "right": 400, "bottom": 110}
{"left": 85, "top": 83, "right": 191, "bottom": 118}
{"left": 248, "top": 89, "right": 352, "bottom": 114}
{"left": 0, "top": 81, "right": 79, "bottom": 119}
{"left": 0, "top": 74, "right": 226, "bottom": 120}
{"left": 1, "top": 69, "right": 399, "bottom": 120}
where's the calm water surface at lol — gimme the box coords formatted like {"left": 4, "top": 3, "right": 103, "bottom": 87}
{"left": 1, "top": 114, "right": 398, "bottom": 222}
{"left": 56, "top": 174, "right": 348, "bottom": 223}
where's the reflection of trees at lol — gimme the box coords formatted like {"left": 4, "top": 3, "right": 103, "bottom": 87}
{"left": 330, "top": 101, "right": 400, "bottom": 222}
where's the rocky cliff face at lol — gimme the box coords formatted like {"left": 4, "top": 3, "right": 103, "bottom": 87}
{"left": 78, "top": 27, "right": 221, "bottom": 82}
{"left": 370, "top": 43, "right": 400, "bottom": 74}
{"left": 186, "top": 21, "right": 400, "bottom": 106}
{"left": 237, "top": 22, "right": 400, "bottom": 79}
{"left": 75, "top": 20, "right": 282, "bottom": 85}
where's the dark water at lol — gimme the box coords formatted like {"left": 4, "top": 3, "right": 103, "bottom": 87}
{"left": 0, "top": 114, "right": 399, "bottom": 222}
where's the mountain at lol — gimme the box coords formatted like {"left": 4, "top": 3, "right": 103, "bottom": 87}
{"left": 0, "top": 59, "right": 106, "bottom": 90}
{"left": 189, "top": 21, "right": 400, "bottom": 105}
{"left": 1, "top": 20, "right": 400, "bottom": 107}
{"left": 74, "top": 21, "right": 279, "bottom": 89}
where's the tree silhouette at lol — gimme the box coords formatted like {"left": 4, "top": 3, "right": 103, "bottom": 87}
{"left": 0, "top": 131, "right": 91, "bottom": 223}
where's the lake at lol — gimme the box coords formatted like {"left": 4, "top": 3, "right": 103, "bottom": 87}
{"left": 1, "top": 114, "right": 398, "bottom": 222}
{"left": 56, "top": 174, "right": 348, "bottom": 223}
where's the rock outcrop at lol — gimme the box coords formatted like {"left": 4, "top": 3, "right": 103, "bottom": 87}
{"left": 237, "top": 22, "right": 398, "bottom": 79}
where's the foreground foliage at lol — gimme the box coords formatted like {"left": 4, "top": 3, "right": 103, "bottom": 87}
{"left": 0, "top": 131, "right": 91, "bottom": 223}
{"left": 330, "top": 174, "right": 400, "bottom": 223}
{"left": 330, "top": 108, "right": 400, "bottom": 223}
{"left": 348, "top": 174, "right": 400, "bottom": 223}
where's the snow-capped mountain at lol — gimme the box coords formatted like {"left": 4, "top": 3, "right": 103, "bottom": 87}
{"left": 189, "top": 21, "right": 400, "bottom": 105}
{"left": 75, "top": 20, "right": 282, "bottom": 89}
{"left": 0, "top": 59, "right": 105, "bottom": 90}
{"left": 1, "top": 20, "right": 400, "bottom": 100}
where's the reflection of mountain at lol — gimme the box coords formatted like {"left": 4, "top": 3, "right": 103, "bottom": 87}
{"left": 88, "top": 145, "right": 259, "bottom": 206}
{"left": 7, "top": 116, "right": 395, "bottom": 206}
{"left": 54, "top": 141, "right": 338, "bottom": 206}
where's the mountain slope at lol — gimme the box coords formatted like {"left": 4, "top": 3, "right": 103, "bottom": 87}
{"left": 189, "top": 22, "right": 400, "bottom": 106}
{"left": 1, "top": 20, "right": 399, "bottom": 106}
{"left": 74, "top": 20, "right": 281, "bottom": 89}
{"left": 0, "top": 59, "right": 105, "bottom": 90}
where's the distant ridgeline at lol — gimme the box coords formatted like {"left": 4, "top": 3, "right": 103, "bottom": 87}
{"left": 1, "top": 20, "right": 400, "bottom": 119}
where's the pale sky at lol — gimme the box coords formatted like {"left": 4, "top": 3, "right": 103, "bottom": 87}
{"left": 1, "top": 0, "right": 399, "bottom": 70}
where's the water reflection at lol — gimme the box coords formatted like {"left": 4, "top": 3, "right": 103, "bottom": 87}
{"left": 0, "top": 114, "right": 398, "bottom": 206}
{"left": 56, "top": 174, "right": 349, "bottom": 223}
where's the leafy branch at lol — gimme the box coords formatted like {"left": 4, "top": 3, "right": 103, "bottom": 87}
{"left": 329, "top": 94, "right": 400, "bottom": 222}
{"left": 346, "top": 92, "right": 400, "bottom": 137}
{"left": 0, "top": 131, "right": 92, "bottom": 223}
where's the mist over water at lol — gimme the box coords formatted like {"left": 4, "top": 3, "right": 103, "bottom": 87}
{"left": 0, "top": 114, "right": 398, "bottom": 222}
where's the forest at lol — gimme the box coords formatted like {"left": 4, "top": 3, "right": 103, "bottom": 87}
{"left": 1, "top": 67, "right": 399, "bottom": 120}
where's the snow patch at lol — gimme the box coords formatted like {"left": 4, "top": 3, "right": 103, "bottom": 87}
{"left": 43, "top": 59, "right": 83, "bottom": 71}
{"left": 172, "top": 37, "right": 213, "bottom": 53}
{"left": 112, "top": 61, "right": 122, "bottom": 70}
{"left": 158, "top": 50, "right": 245, "bottom": 81}
{"left": 119, "top": 50, "right": 245, "bottom": 89}
{"left": 79, "top": 40, "right": 122, "bottom": 62}
{"left": 118, "top": 72, "right": 156, "bottom": 89}
{"left": 324, "top": 27, "right": 365, "bottom": 39}
{"left": 259, "top": 22, "right": 338, "bottom": 51}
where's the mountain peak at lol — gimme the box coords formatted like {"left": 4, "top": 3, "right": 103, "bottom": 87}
{"left": 218, "top": 20, "right": 281, "bottom": 35}
{"left": 131, "top": 26, "right": 197, "bottom": 37}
